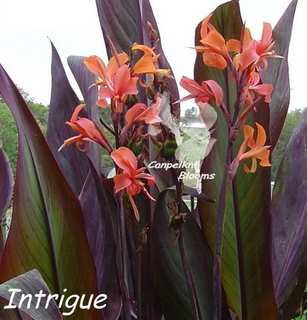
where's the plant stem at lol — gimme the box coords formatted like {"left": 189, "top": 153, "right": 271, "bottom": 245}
{"left": 99, "top": 117, "right": 115, "bottom": 136}
{"left": 118, "top": 193, "right": 130, "bottom": 319}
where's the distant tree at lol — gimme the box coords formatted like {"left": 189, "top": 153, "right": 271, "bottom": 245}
{"left": 184, "top": 106, "right": 198, "bottom": 119}
{"left": 272, "top": 108, "right": 304, "bottom": 179}
{"left": 0, "top": 89, "right": 48, "bottom": 172}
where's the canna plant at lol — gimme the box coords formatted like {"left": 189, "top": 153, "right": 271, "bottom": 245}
{"left": 0, "top": 0, "right": 305, "bottom": 320}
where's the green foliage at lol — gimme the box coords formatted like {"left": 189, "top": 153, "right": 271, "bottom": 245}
{"left": 272, "top": 109, "right": 303, "bottom": 179}
{"left": 0, "top": 91, "right": 48, "bottom": 171}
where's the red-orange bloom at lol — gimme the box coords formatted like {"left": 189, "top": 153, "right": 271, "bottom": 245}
{"left": 59, "top": 104, "right": 113, "bottom": 153}
{"left": 111, "top": 147, "right": 156, "bottom": 221}
{"left": 84, "top": 54, "right": 138, "bottom": 112}
{"left": 237, "top": 23, "right": 280, "bottom": 71}
{"left": 125, "top": 96, "right": 162, "bottom": 128}
{"left": 242, "top": 71, "right": 273, "bottom": 106}
{"left": 230, "top": 123, "right": 271, "bottom": 176}
{"left": 179, "top": 76, "right": 223, "bottom": 107}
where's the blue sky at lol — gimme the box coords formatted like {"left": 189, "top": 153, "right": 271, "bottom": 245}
{"left": 0, "top": 0, "right": 305, "bottom": 110}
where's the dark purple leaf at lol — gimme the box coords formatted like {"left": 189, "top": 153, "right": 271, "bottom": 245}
{"left": 47, "top": 42, "right": 90, "bottom": 195}
{"left": 0, "top": 64, "right": 101, "bottom": 319}
{"left": 271, "top": 109, "right": 307, "bottom": 319}
{"left": 139, "top": 0, "right": 180, "bottom": 117}
{"left": 95, "top": 0, "right": 142, "bottom": 56}
{"left": 261, "top": 0, "right": 298, "bottom": 149}
{"left": 0, "top": 148, "right": 13, "bottom": 220}
{"left": 67, "top": 55, "right": 101, "bottom": 170}
{"left": 0, "top": 270, "right": 62, "bottom": 320}
{"left": 67, "top": 56, "right": 98, "bottom": 121}
{"left": 152, "top": 190, "right": 213, "bottom": 319}
{"left": 79, "top": 164, "right": 122, "bottom": 320}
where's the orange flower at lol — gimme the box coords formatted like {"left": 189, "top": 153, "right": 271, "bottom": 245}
{"left": 196, "top": 14, "right": 232, "bottom": 70}
{"left": 237, "top": 23, "right": 280, "bottom": 71}
{"left": 125, "top": 96, "right": 162, "bottom": 128}
{"left": 111, "top": 147, "right": 156, "bottom": 221}
{"left": 59, "top": 104, "right": 113, "bottom": 153}
{"left": 84, "top": 54, "right": 138, "bottom": 112}
{"left": 179, "top": 76, "right": 223, "bottom": 107}
{"left": 242, "top": 71, "right": 273, "bottom": 106}
{"left": 231, "top": 123, "right": 271, "bottom": 176}
{"left": 131, "top": 44, "right": 171, "bottom": 77}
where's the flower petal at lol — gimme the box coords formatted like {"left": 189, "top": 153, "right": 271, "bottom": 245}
{"left": 113, "top": 173, "right": 132, "bottom": 193}
{"left": 70, "top": 104, "right": 85, "bottom": 122}
{"left": 255, "top": 122, "right": 267, "bottom": 146}
{"left": 227, "top": 39, "right": 241, "bottom": 53}
{"left": 202, "top": 52, "right": 227, "bottom": 70}
{"left": 111, "top": 147, "right": 138, "bottom": 174}
{"left": 133, "top": 54, "right": 156, "bottom": 74}
{"left": 125, "top": 103, "right": 147, "bottom": 126}
{"left": 204, "top": 80, "right": 224, "bottom": 106}
{"left": 84, "top": 56, "right": 107, "bottom": 80}
{"left": 107, "top": 52, "right": 129, "bottom": 76}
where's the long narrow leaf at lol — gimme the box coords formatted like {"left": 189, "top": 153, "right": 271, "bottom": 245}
{"left": 79, "top": 164, "right": 122, "bottom": 320}
{"left": 47, "top": 42, "right": 89, "bottom": 195}
{"left": 152, "top": 190, "right": 213, "bottom": 319}
{"left": 271, "top": 109, "right": 307, "bottom": 319}
{"left": 67, "top": 55, "right": 101, "bottom": 170}
{"left": 0, "top": 65, "right": 101, "bottom": 320}
{"left": 0, "top": 270, "right": 62, "bottom": 320}
{"left": 195, "top": 2, "right": 277, "bottom": 318}
{"left": 261, "top": 0, "right": 298, "bottom": 149}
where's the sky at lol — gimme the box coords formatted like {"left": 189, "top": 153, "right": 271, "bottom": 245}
{"left": 0, "top": 0, "right": 305, "bottom": 111}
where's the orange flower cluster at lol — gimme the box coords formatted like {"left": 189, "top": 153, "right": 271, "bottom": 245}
{"left": 179, "top": 15, "right": 280, "bottom": 175}
{"left": 84, "top": 44, "right": 170, "bottom": 112}
{"left": 59, "top": 44, "right": 170, "bottom": 219}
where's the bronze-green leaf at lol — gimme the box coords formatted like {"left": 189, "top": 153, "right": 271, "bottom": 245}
{"left": 195, "top": 1, "right": 277, "bottom": 318}
{"left": 0, "top": 65, "right": 101, "bottom": 320}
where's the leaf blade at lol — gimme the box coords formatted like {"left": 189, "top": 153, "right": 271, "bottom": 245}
{"left": 152, "top": 190, "right": 214, "bottom": 320}
{"left": 194, "top": 2, "right": 277, "bottom": 318}
{"left": 261, "top": 0, "right": 298, "bottom": 148}
{"left": 271, "top": 109, "right": 307, "bottom": 319}
{"left": 0, "top": 64, "right": 101, "bottom": 320}
{"left": 47, "top": 42, "right": 90, "bottom": 195}
{"left": 0, "top": 270, "right": 62, "bottom": 320}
